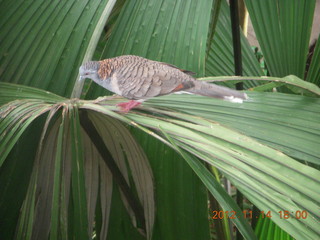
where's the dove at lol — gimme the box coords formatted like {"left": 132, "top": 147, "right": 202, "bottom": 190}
{"left": 79, "top": 55, "right": 248, "bottom": 112}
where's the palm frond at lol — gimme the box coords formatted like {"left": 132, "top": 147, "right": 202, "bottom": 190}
{"left": 1, "top": 80, "right": 320, "bottom": 239}
{"left": 205, "top": 0, "right": 263, "bottom": 82}
{"left": 306, "top": 36, "right": 320, "bottom": 85}
{"left": 0, "top": 0, "right": 116, "bottom": 97}
{"left": 0, "top": 85, "right": 155, "bottom": 239}
{"left": 245, "top": 0, "right": 316, "bottom": 78}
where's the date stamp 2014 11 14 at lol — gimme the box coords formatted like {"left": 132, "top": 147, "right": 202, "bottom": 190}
{"left": 212, "top": 210, "right": 308, "bottom": 220}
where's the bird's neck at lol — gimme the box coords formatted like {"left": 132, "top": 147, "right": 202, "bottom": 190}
{"left": 97, "top": 59, "right": 117, "bottom": 80}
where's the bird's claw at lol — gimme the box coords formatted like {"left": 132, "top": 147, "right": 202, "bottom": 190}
{"left": 117, "top": 100, "right": 142, "bottom": 113}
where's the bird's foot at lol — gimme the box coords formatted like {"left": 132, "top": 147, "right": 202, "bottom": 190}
{"left": 117, "top": 100, "right": 142, "bottom": 112}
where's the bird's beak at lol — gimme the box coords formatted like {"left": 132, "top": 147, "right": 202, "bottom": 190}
{"left": 79, "top": 76, "right": 84, "bottom": 82}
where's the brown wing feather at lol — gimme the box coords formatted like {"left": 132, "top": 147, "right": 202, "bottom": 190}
{"left": 172, "top": 81, "right": 195, "bottom": 92}
{"left": 159, "top": 62, "right": 196, "bottom": 76}
{"left": 114, "top": 65, "right": 194, "bottom": 99}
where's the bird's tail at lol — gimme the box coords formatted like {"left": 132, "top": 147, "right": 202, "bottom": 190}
{"left": 187, "top": 81, "right": 248, "bottom": 103}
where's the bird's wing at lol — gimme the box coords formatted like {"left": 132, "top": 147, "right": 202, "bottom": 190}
{"left": 113, "top": 65, "right": 194, "bottom": 100}
{"left": 159, "top": 62, "right": 196, "bottom": 76}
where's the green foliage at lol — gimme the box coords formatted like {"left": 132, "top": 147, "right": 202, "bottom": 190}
{"left": 245, "top": 0, "right": 316, "bottom": 78}
{"left": 306, "top": 37, "right": 320, "bottom": 85}
{"left": 1, "top": 78, "right": 320, "bottom": 239}
{"left": 0, "top": 0, "right": 320, "bottom": 239}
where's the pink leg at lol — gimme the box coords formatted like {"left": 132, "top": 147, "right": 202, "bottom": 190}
{"left": 117, "top": 100, "right": 142, "bottom": 112}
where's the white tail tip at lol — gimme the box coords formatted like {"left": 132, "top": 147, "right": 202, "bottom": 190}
{"left": 224, "top": 93, "right": 248, "bottom": 103}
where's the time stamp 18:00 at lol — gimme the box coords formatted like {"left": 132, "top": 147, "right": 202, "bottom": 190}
{"left": 212, "top": 210, "right": 308, "bottom": 220}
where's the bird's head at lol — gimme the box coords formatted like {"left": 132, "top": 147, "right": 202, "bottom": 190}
{"left": 79, "top": 61, "right": 100, "bottom": 82}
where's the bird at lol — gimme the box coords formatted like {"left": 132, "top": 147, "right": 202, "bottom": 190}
{"left": 79, "top": 55, "right": 248, "bottom": 112}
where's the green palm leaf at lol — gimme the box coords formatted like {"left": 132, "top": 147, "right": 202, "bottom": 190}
{"left": 0, "top": 0, "right": 116, "bottom": 96}
{"left": 1, "top": 0, "right": 320, "bottom": 239}
{"left": 205, "top": 0, "right": 263, "bottom": 79}
{"left": 245, "top": 0, "right": 316, "bottom": 78}
{"left": 255, "top": 215, "right": 294, "bottom": 240}
{"left": 0, "top": 86, "right": 155, "bottom": 239}
{"left": 1, "top": 80, "right": 319, "bottom": 239}
{"left": 306, "top": 35, "right": 320, "bottom": 85}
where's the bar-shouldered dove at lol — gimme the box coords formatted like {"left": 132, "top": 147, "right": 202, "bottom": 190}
{"left": 79, "top": 55, "right": 248, "bottom": 112}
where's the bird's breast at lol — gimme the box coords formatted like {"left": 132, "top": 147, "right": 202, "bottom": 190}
{"left": 109, "top": 73, "right": 122, "bottom": 96}
{"left": 92, "top": 76, "right": 113, "bottom": 94}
